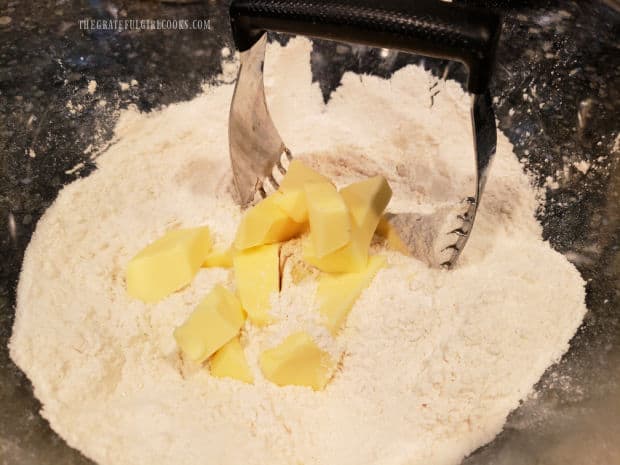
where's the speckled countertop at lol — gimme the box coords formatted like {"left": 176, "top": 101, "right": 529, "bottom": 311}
{"left": 0, "top": 1, "right": 619, "bottom": 464}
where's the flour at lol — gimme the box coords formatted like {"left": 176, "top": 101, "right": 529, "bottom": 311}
{"left": 9, "top": 38, "right": 587, "bottom": 465}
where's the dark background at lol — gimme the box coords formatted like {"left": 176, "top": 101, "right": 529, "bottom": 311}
{"left": 0, "top": 0, "right": 619, "bottom": 463}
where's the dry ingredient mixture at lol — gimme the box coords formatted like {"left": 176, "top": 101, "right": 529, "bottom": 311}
{"left": 10, "top": 39, "right": 587, "bottom": 465}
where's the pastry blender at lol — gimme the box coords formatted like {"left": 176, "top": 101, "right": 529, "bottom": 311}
{"left": 228, "top": 0, "right": 501, "bottom": 268}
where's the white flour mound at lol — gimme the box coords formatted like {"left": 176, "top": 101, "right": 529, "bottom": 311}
{"left": 10, "top": 38, "right": 587, "bottom": 465}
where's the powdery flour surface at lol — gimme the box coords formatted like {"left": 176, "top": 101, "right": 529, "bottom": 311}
{"left": 10, "top": 39, "right": 587, "bottom": 465}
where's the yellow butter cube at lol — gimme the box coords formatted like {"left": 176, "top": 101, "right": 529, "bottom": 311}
{"left": 271, "top": 161, "right": 331, "bottom": 223}
{"left": 340, "top": 176, "right": 392, "bottom": 233}
{"left": 173, "top": 285, "right": 245, "bottom": 363}
{"left": 376, "top": 216, "right": 410, "bottom": 255}
{"left": 316, "top": 255, "right": 387, "bottom": 334}
{"left": 279, "top": 160, "right": 330, "bottom": 191}
{"left": 302, "top": 230, "right": 368, "bottom": 273}
{"left": 233, "top": 244, "right": 280, "bottom": 326}
{"left": 302, "top": 177, "right": 393, "bottom": 273}
{"left": 270, "top": 190, "right": 308, "bottom": 223}
{"left": 126, "top": 227, "right": 212, "bottom": 303}
{"left": 259, "top": 332, "right": 335, "bottom": 391}
{"left": 202, "top": 247, "right": 235, "bottom": 268}
{"left": 234, "top": 197, "right": 304, "bottom": 250}
{"left": 305, "top": 182, "right": 351, "bottom": 257}
{"left": 210, "top": 337, "right": 254, "bottom": 384}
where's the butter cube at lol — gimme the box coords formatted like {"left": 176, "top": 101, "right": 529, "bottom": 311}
{"left": 316, "top": 255, "right": 387, "bottom": 334}
{"left": 174, "top": 285, "right": 245, "bottom": 363}
{"left": 126, "top": 227, "right": 212, "bottom": 303}
{"left": 210, "top": 337, "right": 254, "bottom": 384}
{"left": 279, "top": 160, "right": 330, "bottom": 191}
{"left": 203, "top": 247, "right": 235, "bottom": 268}
{"left": 302, "top": 229, "right": 368, "bottom": 273}
{"left": 259, "top": 332, "right": 335, "bottom": 391}
{"left": 270, "top": 190, "right": 308, "bottom": 223}
{"left": 233, "top": 244, "right": 280, "bottom": 326}
{"left": 234, "top": 197, "right": 304, "bottom": 250}
{"left": 271, "top": 161, "right": 331, "bottom": 223}
{"left": 340, "top": 176, "right": 392, "bottom": 233}
{"left": 302, "top": 177, "right": 392, "bottom": 273}
{"left": 305, "top": 182, "right": 351, "bottom": 257}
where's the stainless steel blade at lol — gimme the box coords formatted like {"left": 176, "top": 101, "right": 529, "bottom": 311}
{"left": 440, "top": 89, "right": 497, "bottom": 268}
{"left": 472, "top": 90, "right": 497, "bottom": 195}
{"left": 229, "top": 34, "right": 289, "bottom": 206}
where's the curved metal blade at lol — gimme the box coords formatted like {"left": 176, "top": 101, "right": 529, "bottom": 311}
{"left": 228, "top": 34, "right": 288, "bottom": 206}
{"left": 440, "top": 90, "right": 497, "bottom": 268}
{"left": 472, "top": 90, "right": 497, "bottom": 196}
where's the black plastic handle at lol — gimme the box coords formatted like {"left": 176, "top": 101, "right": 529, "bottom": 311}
{"left": 229, "top": 0, "right": 500, "bottom": 94}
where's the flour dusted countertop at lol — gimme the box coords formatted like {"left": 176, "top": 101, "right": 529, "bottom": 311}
{"left": 10, "top": 39, "right": 587, "bottom": 465}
